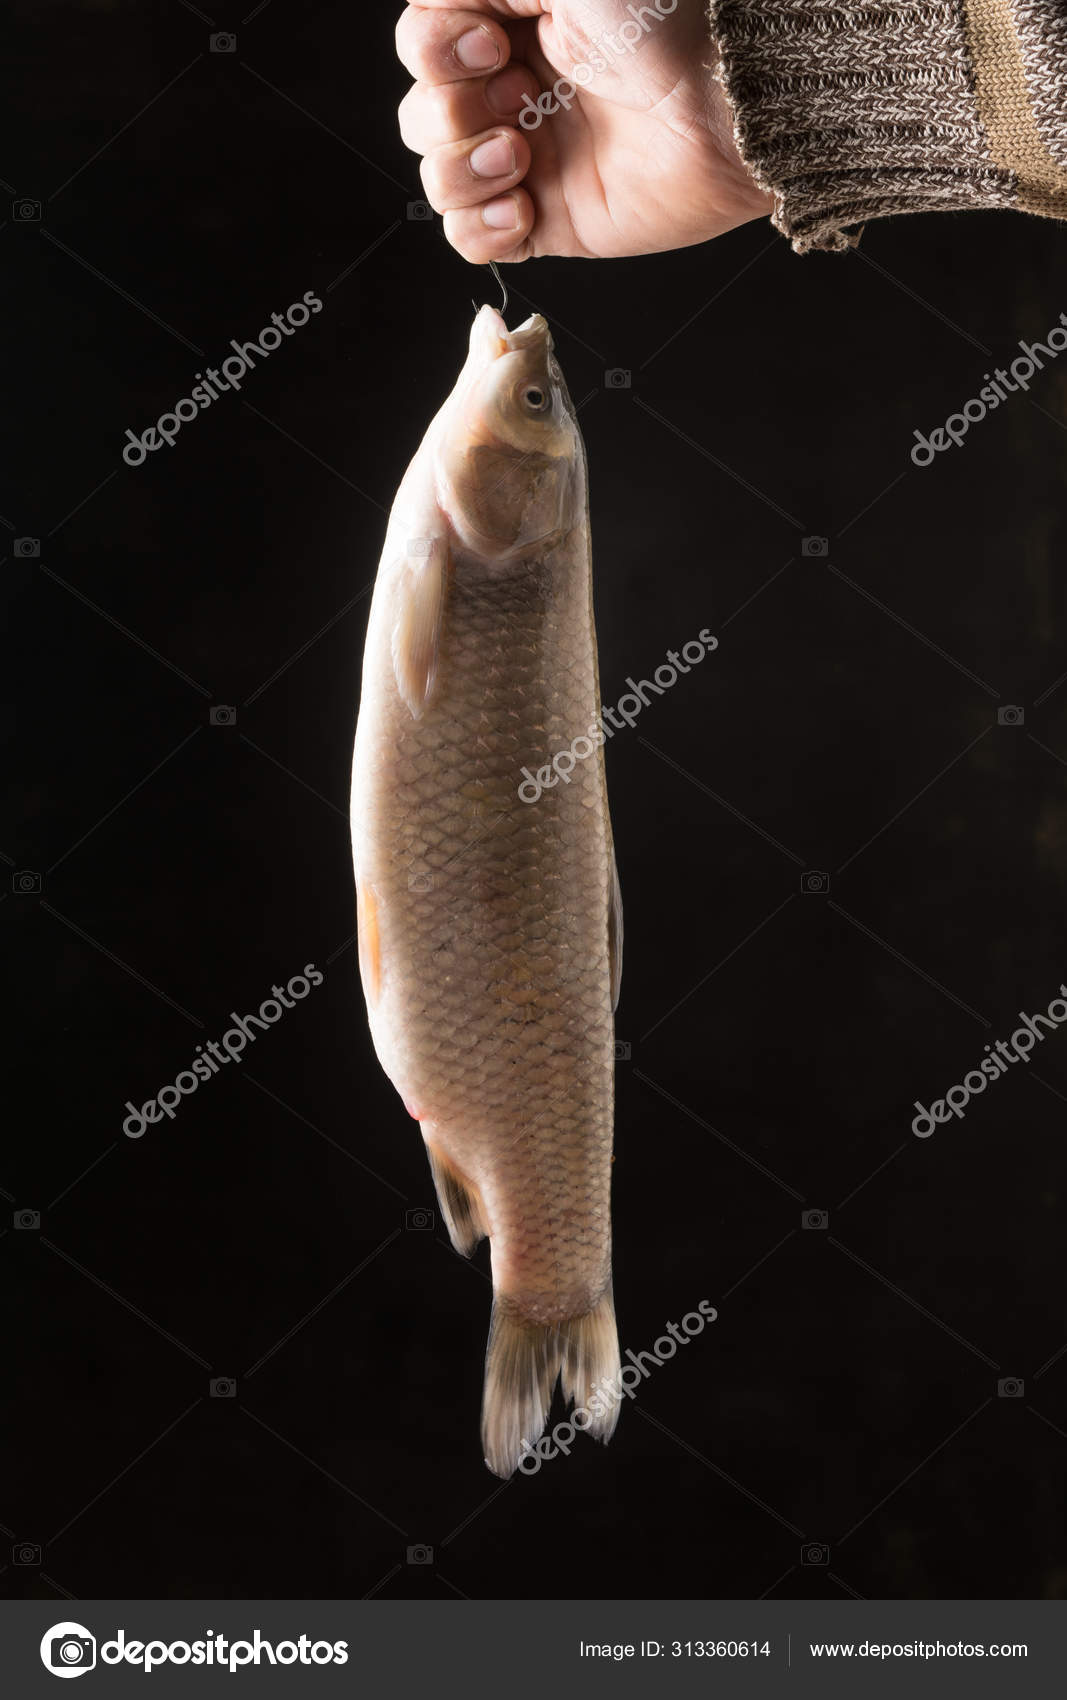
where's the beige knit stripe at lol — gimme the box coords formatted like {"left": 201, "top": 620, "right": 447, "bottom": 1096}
{"left": 964, "top": 0, "right": 1067, "bottom": 215}
{"left": 1012, "top": 0, "right": 1067, "bottom": 170}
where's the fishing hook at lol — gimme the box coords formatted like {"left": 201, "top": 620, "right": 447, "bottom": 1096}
{"left": 488, "top": 260, "right": 508, "bottom": 316}
{"left": 471, "top": 260, "right": 509, "bottom": 320}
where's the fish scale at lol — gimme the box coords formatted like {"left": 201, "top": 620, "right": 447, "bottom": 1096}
{"left": 351, "top": 304, "right": 621, "bottom": 1476}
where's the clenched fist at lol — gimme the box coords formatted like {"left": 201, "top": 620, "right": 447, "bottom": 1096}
{"left": 396, "top": 0, "right": 773, "bottom": 263}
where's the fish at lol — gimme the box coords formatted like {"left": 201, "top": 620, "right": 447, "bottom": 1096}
{"left": 350, "top": 303, "right": 622, "bottom": 1478}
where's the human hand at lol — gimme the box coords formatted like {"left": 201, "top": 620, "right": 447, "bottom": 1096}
{"left": 396, "top": 0, "right": 774, "bottom": 264}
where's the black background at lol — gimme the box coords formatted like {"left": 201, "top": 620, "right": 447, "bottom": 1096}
{"left": 5, "top": 0, "right": 1067, "bottom": 1605}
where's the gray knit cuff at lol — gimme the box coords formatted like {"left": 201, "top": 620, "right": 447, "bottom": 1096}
{"left": 709, "top": 0, "right": 1020, "bottom": 252}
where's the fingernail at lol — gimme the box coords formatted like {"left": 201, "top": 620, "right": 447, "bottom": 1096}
{"left": 481, "top": 195, "right": 519, "bottom": 231}
{"left": 455, "top": 27, "right": 500, "bottom": 71}
{"left": 469, "top": 136, "right": 515, "bottom": 179}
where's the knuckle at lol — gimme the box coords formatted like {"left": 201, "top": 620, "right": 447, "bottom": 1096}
{"left": 394, "top": 8, "right": 415, "bottom": 67}
{"left": 418, "top": 155, "right": 448, "bottom": 212}
{"left": 397, "top": 80, "right": 461, "bottom": 153}
{"left": 442, "top": 210, "right": 481, "bottom": 261}
{"left": 396, "top": 85, "right": 422, "bottom": 152}
{"left": 424, "top": 80, "right": 461, "bottom": 140}
{"left": 394, "top": 6, "right": 439, "bottom": 77}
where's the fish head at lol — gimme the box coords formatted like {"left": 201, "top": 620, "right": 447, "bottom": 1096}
{"left": 438, "top": 305, "right": 582, "bottom": 558}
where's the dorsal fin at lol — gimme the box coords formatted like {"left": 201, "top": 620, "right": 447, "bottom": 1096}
{"left": 608, "top": 847, "right": 623, "bottom": 1013}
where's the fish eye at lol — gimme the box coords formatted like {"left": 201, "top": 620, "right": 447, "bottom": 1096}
{"left": 522, "top": 385, "right": 549, "bottom": 412}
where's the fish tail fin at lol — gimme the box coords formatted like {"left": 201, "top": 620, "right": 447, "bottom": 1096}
{"left": 559, "top": 1287, "right": 621, "bottom": 1443}
{"left": 481, "top": 1287, "right": 620, "bottom": 1479}
{"left": 424, "top": 1139, "right": 488, "bottom": 1257}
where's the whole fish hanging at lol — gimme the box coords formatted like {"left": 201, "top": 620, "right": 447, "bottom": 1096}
{"left": 350, "top": 303, "right": 622, "bottom": 1478}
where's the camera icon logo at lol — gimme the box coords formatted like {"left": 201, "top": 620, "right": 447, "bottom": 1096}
{"left": 614, "top": 1040, "right": 631, "bottom": 1061}
{"left": 407, "top": 200, "right": 433, "bottom": 221}
{"left": 408, "top": 872, "right": 433, "bottom": 893}
{"left": 801, "top": 1542, "right": 830, "bottom": 1566}
{"left": 40, "top": 1623, "right": 97, "bottom": 1678}
{"left": 13, "top": 199, "right": 41, "bottom": 222}
{"left": 15, "top": 537, "right": 40, "bottom": 557}
{"left": 407, "top": 1544, "right": 434, "bottom": 1565}
{"left": 15, "top": 1209, "right": 40, "bottom": 1230}
{"left": 405, "top": 1208, "right": 434, "bottom": 1231}
{"left": 604, "top": 368, "right": 631, "bottom": 390}
{"left": 210, "top": 31, "right": 236, "bottom": 52}
{"left": 407, "top": 538, "right": 433, "bottom": 556}
{"left": 801, "top": 870, "right": 829, "bottom": 895}
{"left": 802, "top": 1209, "right": 828, "bottom": 1231}
{"left": 801, "top": 536, "right": 829, "bottom": 558}
{"left": 997, "top": 705, "right": 1024, "bottom": 727}
{"left": 13, "top": 870, "right": 42, "bottom": 895}
{"left": 210, "top": 1377, "right": 237, "bottom": 1398}
{"left": 209, "top": 705, "right": 236, "bottom": 726}
{"left": 997, "top": 1377, "right": 1024, "bottom": 1398}
{"left": 14, "top": 1541, "right": 41, "bottom": 1565}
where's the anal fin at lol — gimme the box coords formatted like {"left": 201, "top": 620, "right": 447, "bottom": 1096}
{"left": 424, "top": 1140, "right": 488, "bottom": 1257}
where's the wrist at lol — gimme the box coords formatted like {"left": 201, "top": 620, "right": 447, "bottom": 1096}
{"left": 703, "top": 58, "right": 776, "bottom": 229}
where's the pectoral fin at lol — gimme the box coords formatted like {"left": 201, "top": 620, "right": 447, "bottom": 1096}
{"left": 355, "top": 880, "right": 381, "bottom": 1008}
{"left": 391, "top": 537, "right": 448, "bottom": 719}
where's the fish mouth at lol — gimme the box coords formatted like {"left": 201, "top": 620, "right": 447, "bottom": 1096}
{"left": 473, "top": 304, "right": 550, "bottom": 359}
{"left": 506, "top": 312, "right": 550, "bottom": 353}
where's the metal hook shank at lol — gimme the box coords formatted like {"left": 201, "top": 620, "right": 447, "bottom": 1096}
{"left": 488, "top": 260, "right": 508, "bottom": 317}
{"left": 471, "top": 261, "right": 509, "bottom": 321}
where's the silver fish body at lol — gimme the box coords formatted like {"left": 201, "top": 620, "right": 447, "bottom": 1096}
{"left": 351, "top": 307, "right": 621, "bottom": 1476}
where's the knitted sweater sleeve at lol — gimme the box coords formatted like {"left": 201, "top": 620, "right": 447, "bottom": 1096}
{"left": 708, "top": 0, "right": 1067, "bottom": 250}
